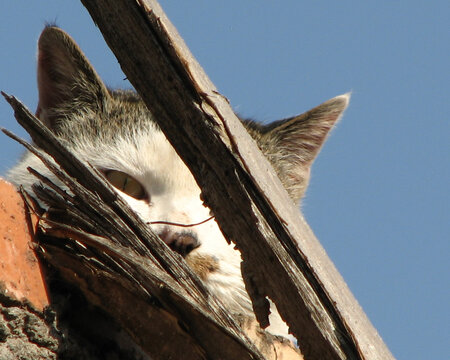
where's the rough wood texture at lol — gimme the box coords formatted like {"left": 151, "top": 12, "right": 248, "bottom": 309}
{"left": 2, "top": 93, "right": 266, "bottom": 359}
{"left": 2, "top": 94, "right": 302, "bottom": 359}
{"left": 78, "top": 1, "right": 395, "bottom": 359}
{"left": 0, "top": 180, "right": 145, "bottom": 359}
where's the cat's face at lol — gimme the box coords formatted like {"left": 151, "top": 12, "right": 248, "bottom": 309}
{"left": 105, "top": 143, "right": 250, "bottom": 314}
{"left": 7, "top": 26, "right": 349, "bottom": 334}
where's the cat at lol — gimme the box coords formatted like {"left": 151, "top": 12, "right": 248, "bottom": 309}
{"left": 7, "top": 26, "right": 349, "bottom": 339}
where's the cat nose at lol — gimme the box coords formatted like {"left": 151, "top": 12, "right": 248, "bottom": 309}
{"left": 158, "top": 229, "right": 200, "bottom": 257}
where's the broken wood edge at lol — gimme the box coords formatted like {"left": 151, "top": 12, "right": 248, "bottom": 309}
{"left": 79, "top": 0, "right": 394, "bottom": 359}
{"left": 1, "top": 95, "right": 302, "bottom": 359}
{"left": 0, "top": 179, "right": 149, "bottom": 359}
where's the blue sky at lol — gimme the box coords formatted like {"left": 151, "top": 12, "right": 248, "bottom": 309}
{"left": 0, "top": 2, "right": 448, "bottom": 359}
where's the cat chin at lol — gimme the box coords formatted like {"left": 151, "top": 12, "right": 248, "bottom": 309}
{"left": 204, "top": 265, "right": 254, "bottom": 316}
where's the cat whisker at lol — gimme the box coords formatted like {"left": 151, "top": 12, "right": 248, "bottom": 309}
{"left": 147, "top": 216, "right": 215, "bottom": 228}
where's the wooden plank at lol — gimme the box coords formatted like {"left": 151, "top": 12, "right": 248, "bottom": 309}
{"left": 77, "top": 1, "right": 393, "bottom": 358}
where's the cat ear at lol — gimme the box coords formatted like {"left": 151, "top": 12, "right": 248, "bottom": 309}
{"left": 246, "top": 94, "right": 350, "bottom": 202}
{"left": 36, "top": 26, "right": 110, "bottom": 130}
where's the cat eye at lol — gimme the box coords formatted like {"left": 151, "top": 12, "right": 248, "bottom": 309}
{"left": 104, "top": 170, "right": 148, "bottom": 200}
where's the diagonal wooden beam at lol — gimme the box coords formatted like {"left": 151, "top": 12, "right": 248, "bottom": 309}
{"left": 79, "top": 1, "right": 395, "bottom": 359}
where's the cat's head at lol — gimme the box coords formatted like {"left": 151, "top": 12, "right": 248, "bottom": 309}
{"left": 9, "top": 26, "right": 349, "bottom": 319}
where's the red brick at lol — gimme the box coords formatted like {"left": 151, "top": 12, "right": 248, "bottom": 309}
{"left": 0, "top": 179, "right": 49, "bottom": 310}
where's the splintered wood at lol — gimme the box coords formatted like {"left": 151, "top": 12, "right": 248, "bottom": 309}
{"left": 0, "top": 0, "right": 395, "bottom": 358}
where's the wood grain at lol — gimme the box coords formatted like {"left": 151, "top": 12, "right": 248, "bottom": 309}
{"left": 78, "top": 1, "right": 395, "bottom": 359}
